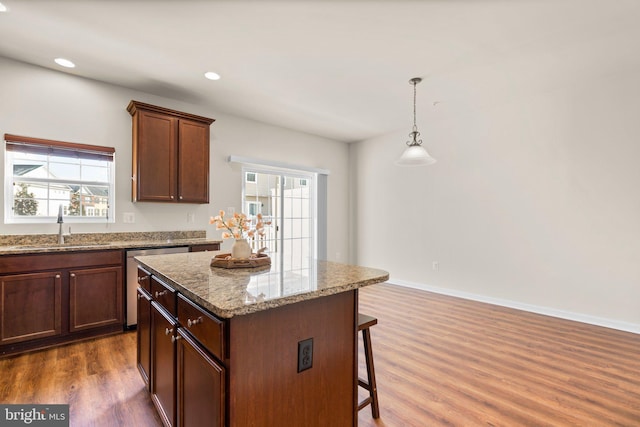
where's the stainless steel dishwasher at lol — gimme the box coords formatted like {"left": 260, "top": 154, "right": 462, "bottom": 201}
{"left": 126, "top": 246, "right": 189, "bottom": 327}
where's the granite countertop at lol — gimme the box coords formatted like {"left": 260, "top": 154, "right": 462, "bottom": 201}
{"left": 135, "top": 251, "right": 389, "bottom": 319}
{"left": 0, "top": 231, "right": 221, "bottom": 255}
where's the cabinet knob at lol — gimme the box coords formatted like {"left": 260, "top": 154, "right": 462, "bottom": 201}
{"left": 165, "top": 327, "right": 173, "bottom": 336}
{"left": 70, "top": 273, "right": 76, "bottom": 278}
{"left": 55, "top": 274, "right": 61, "bottom": 279}
{"left": 187, "top": 317, "right": 203, "bottom": 328}
{"left": 155, "top": 290, "right": 168, "bottom": 298}
{"left": 179, "top": 196, "right": 183, "bottom": 200}
{"left": 171, "top": 335, "right": 181, "bottom": 343}
{"left": 170, "top": 196, "right": 174, "bottom": 200}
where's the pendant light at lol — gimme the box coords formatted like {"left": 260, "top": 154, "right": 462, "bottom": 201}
{"left": 395, "top": 77, "right": 437, "bottom": 166}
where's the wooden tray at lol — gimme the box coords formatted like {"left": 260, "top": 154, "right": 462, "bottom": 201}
{"left": 210, "top": 253, "right": 271, "bottom": 269}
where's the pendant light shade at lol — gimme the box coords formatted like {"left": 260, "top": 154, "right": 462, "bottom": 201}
{"left": 396, "top": 143, "right": 436, "bottom": 166}
{"left": 395, "top": 77, "right": 437, "bottom": 166}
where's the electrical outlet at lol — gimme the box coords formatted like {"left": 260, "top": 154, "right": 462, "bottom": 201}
{"left": 432, "top": 261, "right": 439, "bottom": 272}
{"left": 187, "top": 212, "right": 195, "bottom": 223}
{"left": 297, "top": 338, "right": 313, "bottom": 372}
{"left": 123, "top": 212, "right": 135, "bottom": 223}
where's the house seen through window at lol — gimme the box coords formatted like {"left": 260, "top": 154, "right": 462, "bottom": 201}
{"left": 4, "top": 134, "right": 115, "bottom": 223}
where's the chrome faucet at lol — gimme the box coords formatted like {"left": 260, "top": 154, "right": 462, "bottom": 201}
{"left": 57, "top": 205, "right": 64, "bottom": 244}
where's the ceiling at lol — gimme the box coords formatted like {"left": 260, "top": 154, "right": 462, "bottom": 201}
{"left": 0, "top": 0, "right": 639, "bottom": 143}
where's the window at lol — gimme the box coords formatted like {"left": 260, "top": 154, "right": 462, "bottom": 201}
{"left": 246, "top": 201, "right": 262, "bottom": 217}
{"left": 245, "top": 172, "right": 256, "bottom": 183}
{"left": 4, "top": 134, "right": 115, "bottom": 223}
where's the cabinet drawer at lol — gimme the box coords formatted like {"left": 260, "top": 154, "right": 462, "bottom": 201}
{"left": 137, "top": 267, "right": 151, "bottom": 292}
{"left": 151, "top": 276, "right": 176, "bottom": 317}
{"left": 177, "top": 294, "right": 225, "bottom": 361}
{"left": 189, "top": 243, "right": 220, "bottom": 252}
{"left": 0, "top": 250, "right": 123, "bottom": 275}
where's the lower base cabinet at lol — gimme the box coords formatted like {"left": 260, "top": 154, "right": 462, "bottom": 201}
{"left": 177, "top": 328, "right": 225, "bottom": 427}
{"left": 0, "top": 250, "right": 124, "bottom": 356}
{"left": 151, "top": 301, "right": 177, "bottom": 427}
{"left": 137, "top": 287, "right": 152, "bottom": 388}
{"left": 70, "top": 266, "right": 122, "bottom": 332}
{"left": 143, "top": 270, "right": 225, "bottom": 427}
{"left": 0, "top": 272, "right": 62, "bottom": 345}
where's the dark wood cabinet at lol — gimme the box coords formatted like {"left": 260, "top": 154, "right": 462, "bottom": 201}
{"left": 141, "top": 274, "right": 226, "bottom": 427}
{"left": 151, "top": 276, "right": 177, "bottom": 317}
{"left": 177, "top": 328, "right": 225, "bottom": 427}
{"left": 137, "top": 287, "right": 152, "bottom": 389}
{"left": 151, "top": 301, "right": 178, "bottom": 427}
{"left": 69, "top": 266, "right": 123, "bottom": 332}
{"left": 189, "top": 243, "right": 221, "bottom": 253}
{"left": 127, "top": 101, "right": 214, "bottom": 204}
{"left": 133, "top": 110, "right": 177, "bottom": 203}
{"left": 0, "top": 271, "right": 62, "bottom": 345}
{"left": 0, "top": 250, "right": 124, "bottom": 357}
{"left": 177, "top": 119, "right": 210, "bottom": 203}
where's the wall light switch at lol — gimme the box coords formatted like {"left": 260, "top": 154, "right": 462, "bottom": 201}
{"left": 187, "top": 213, "right": 195, "bottom": 223}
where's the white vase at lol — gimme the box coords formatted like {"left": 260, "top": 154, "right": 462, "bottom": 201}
{"left": 231, "top": 238, "right": 252, "bottom": 259}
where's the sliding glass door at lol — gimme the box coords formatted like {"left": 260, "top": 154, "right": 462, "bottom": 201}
{"left": 242, "top": 168, "right": 316, "bottom": 268}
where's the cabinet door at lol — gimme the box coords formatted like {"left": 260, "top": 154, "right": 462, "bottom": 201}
{"left": 177, "top": 328, "right": 225, "bottom": 427}
{"left": 135, "top": 110, "right": 178, "bottom": 202}
{"left": 0, "top": 272, "right": 62, "bottom": 344}
{"left": 177, "top": 119, "right": 210, "bottom": 203}
{"left": 69, "top": 266, "right": 123, "bottom": 332}
{"left": 151, "top": 302, "right": 177, "bottom": 427}
{"left": 137, "top": 287, "right": 152, "bottom": 389}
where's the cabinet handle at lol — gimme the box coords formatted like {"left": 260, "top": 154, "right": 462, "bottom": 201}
{"left": 137, "top": 293, "right": 141, "bottom": 300}
{"left": 155, "top": 290, "right": 168, "bottom": 298}
{"left": 187, "top": 317, "right": 203, "bottom": 328}
{"left": 137, "top": 276, "right": 149, "bottom": 283}
{"left": 171, "top": 335, "right": 181, "bottom": 343}
{"left": 165, "top": 327, "right": 173, "bottom": 336}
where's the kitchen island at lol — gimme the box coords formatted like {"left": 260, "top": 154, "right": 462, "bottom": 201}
{"left": 135, "top": 251, "right": 388, "bottom": 427}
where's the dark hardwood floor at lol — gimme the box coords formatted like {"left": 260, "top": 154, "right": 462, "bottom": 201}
{"left": 0, "top": 331, "right": 161, "bottom": 426}
{"left": 2, "top": 283, "right": 639, "bottom": 426}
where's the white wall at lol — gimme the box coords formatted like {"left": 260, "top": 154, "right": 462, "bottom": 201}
{"left": 0, "top": 57, "right": 350, "bottom": 260}
{"left": 352, "top": 70, "right": 640, "bottom": 331}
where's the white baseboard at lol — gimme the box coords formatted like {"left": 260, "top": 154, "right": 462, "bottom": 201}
{"left": 388, "top": 279, "right": 640, "bottom": 335}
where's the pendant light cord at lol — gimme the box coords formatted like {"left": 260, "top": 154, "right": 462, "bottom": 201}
{"left": 412, "top": 80, "right": 418, "bottom": 132}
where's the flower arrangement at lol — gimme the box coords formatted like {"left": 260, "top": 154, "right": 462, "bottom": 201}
{"left": 209, "top": 210, "right": 265, "bottom": 240}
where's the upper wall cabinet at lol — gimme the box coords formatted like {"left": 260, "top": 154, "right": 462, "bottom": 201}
{"left": 127, "top": 101, "right": 215, "bottom": 204}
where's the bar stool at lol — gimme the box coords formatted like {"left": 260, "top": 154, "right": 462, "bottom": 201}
{"left": 357, "top": 313, "right": 380, "bottom": 418}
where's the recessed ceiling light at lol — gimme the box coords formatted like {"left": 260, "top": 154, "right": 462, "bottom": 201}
{"left": 204, "top": 71, "right": 221, "bottom": 81}
{"left": 0, "top": 2, "right": 8, "bottom": 12}
{"left": 54, "top": 58, "right": 75, "bottom": 68}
